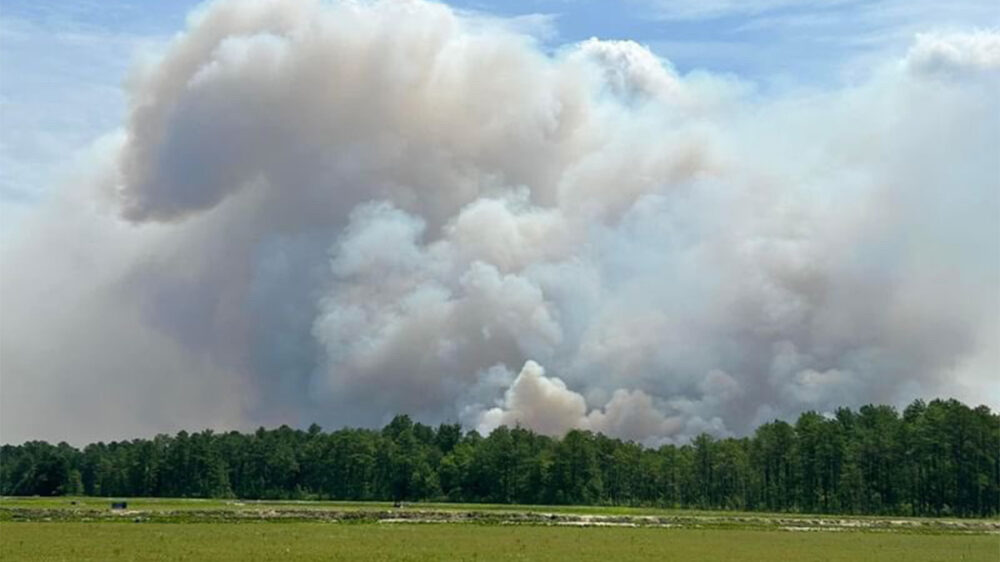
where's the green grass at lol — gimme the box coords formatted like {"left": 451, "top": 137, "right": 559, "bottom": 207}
{"left": 3, "top": 496, "right": 996, "bottom": 522}
{"left": 4, "top": 496, "right": 999, "bottom": 534}
{"left": 10, "top": 496, "right": 772, "bottom": 515}
{"left": 2, "top": 522, "right": 997, "bottom": 561}
{"left": 2, "top": 497, "right": 997, "bottom": 561}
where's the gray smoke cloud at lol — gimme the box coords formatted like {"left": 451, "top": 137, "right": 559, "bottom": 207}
{"left": 1, "top": 0, "right": 998, "bottom": 445}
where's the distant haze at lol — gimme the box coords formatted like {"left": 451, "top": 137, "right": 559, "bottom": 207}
{"left": 1, "top": 0, "right": 997, "bottom": 445}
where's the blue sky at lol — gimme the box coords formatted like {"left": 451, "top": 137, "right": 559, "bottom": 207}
{"left": 1, "top": 0, "right": 997, "bottom": 213}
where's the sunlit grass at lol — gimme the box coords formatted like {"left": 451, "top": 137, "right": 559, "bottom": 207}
{"left": 2, "top": 522, "right": 997, "bottom": 562}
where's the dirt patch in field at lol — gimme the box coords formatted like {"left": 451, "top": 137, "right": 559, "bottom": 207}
{"left": 2, "top": 506, "right": 997, "bottom": 534}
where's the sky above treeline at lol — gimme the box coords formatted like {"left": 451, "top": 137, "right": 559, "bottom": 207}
{"left": 1, "top": 0, "right": 997, "bottom": 445}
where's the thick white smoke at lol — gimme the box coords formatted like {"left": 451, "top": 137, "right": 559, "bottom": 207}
{"left": 474, "top": 361, "right": 690, "bottom": 444}
{"left": 1, "top": 0, "right": 997, "bottom": 444}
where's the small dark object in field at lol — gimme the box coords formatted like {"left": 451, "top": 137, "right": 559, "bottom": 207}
{"left": 111, "top": 501, "right": 128, "bottom": 510}
{"left": 70, "top": 501, "right": 77, "bottom": 505}
{"left": 393, "top": 501, "right": 404, "bottom": 508}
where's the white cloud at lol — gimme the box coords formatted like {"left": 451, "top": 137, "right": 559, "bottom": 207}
{"left": 904, "top": 30, "right": 1000, "bottom": 76}
{"left": 2, "top": 1, "right": 997, "bottom": 445}
{"left": 475, "top": 361, "right": 685, "bottom": 445}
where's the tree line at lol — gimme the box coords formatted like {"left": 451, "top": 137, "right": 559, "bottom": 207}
{"left": 2, "top": 398, "right": 997, "bottom": 517}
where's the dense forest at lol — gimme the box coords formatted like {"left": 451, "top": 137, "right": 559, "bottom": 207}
{"left": 2, "top": 398, "right": 997, "bottom": 517}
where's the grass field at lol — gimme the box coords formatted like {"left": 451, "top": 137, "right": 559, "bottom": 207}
{"left": 1, "top": 498, "right": 997, "bottom": 561}
{"left": 4, "top": 496, "right": 999, "bottom": 522}
{"left": 3, "top": 522, "right": 998, "bottom": 562}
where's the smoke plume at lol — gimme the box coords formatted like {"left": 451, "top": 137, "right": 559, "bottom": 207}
{"left": 2, "top": 0, "right": 998, "bottom": 444}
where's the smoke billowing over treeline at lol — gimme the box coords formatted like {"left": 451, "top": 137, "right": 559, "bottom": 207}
{"left": 2, "top": 399, "right": 998, "bottom": 517}
{"left": 1, "top": 0, "right": 998, "bottom": 445}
